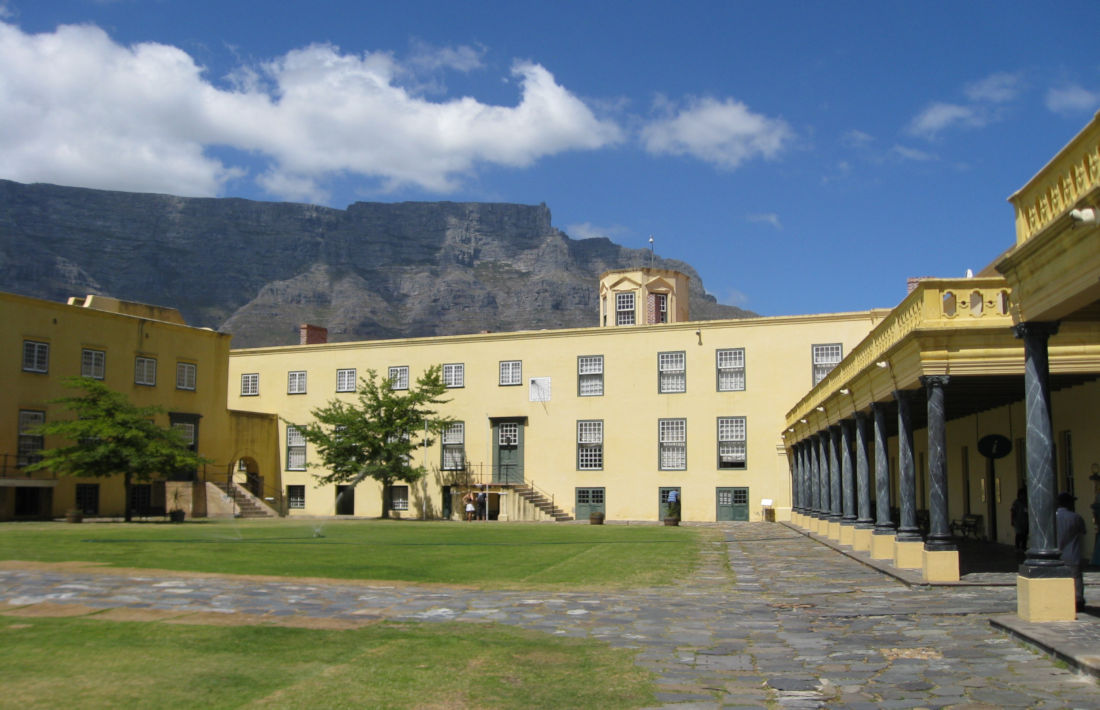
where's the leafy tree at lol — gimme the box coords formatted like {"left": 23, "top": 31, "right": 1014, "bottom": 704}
{"left": 27, "top": 377, "right": 208, "bottom": 522}
{"left": 293, "top": 366, "right": 452, "bottom": 518}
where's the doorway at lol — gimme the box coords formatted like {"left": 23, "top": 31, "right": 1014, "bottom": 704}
{"left": 716, "top": 487, "right": 749, "bottom": 521}
{"left": 335, "top": 485, "right": 355, "bottom": 515}
{"left": 491, "top": 418, "right": 525, "bottom": 484}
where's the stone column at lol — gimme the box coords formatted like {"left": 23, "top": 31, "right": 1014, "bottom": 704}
{"left": 870, "top": 402, "right": 896, "bottom": 559}
{"left": 828, "top": 426, "right": 842, "bottom": 539}
{"left": 894, "top": 390, "right": 923, "bottom": 569}
{"left": 921, "top": 375, "right": 958, "bottom": 581}
{"left": 1013, "top": 322, "right": 1075, "bottom": 621}
{"left": 816, "top": 433, "right": 830, "bottom": 533}
{"left": 839, "top": 419, "right": 856, "bottom": 545}
{"left": 853, "top": 412, "right": 874, "bottom": 552}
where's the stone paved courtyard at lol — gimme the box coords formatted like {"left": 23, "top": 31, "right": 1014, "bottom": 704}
{"left": 1, "top": 523, "right": 1096, "bottom": 708}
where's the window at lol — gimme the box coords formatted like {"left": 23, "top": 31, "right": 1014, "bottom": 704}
{"left": 17, "top": 410, "right": 45, "bottom": 467}
{"left": 287, "top": 370, "right": 307, "bottom": 394}
{"left": 717, "top": 348, "right": 745, "bottom": 391}
{"left": 498, "top": 422, "right": 519, "bottom": 445}
{"left": 718, "top": 417, "right": 747, "bottom": 469}
{"left": 75, "top": 483, "right": 99, "bottom": 516}
{"left": 22, "top": 340, "right": 49, "bottom": 373}
{"left": 443, "top": 363, "right": 464, "bottom": 388}
{"left": 241, "top": 373, "right": 259, "bottom": 396}
{"left": 578, "top": 355, "right": 604, "bottom": 396}
{"left": 336, "top": 368, "right": 357, "bottom": 392}
{"left": 659, "top": 418, "right": 687, "bottom": 470}
{"left": 650, "top": 293, "right": 668, "bottom": 324}
{"left": 81, "top": 349, "right": 105, "bottom": 379}
{"left": 615, "top": 292, "right": 635, "bottom": 325}
{"left": 390, "top": 485, "right": 409, "bottom": 511}
{"left": 172, "top": 422, "right": 196, "bottom": 447}
{"left": 286, "top": 425, "right": 306, "bottom": 470}
{"left": 134, "top": 356, "right": 157, "bottom": 386}
{"left": 287, "top": 485, "right": 306, "bottom": 509}
{"left": 499, "top": 360, "right": 522, "bottom": 386}
{"left": 577, "top": 420, "right": 604, "bottom": 470}
{"left": 176, "top": 362, "right": 196, "bottom": 391}
{"left": 812, "top": 343, "right": 843, "bottom": 385}
{"left": 658, "top": 351, "right": 686, "bottom": 393}
{"left": 441, "top": 422, "right": 465, "bottom": 470}
{"left": 389, "top": 366, "right": 409, "bottom": 390}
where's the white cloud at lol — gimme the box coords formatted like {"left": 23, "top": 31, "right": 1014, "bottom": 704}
{"left": 746, "top": 213, "right": 782, "bottom": 230}
{"left": 1045, "top": 84, "right": 1100, "bottom": 115}
{"left": 892, "top": 145, "right": 937, "bottom": 162}
{"left": 964, "top": 72, "right": 1021, "bottom": 103}
{"left": 565, "top": 222, "right": 629, "bottom": 241}
{"left": 406, "top": 39, "right": 485, "bottom": 74}
{"left": 641, "top": 96, "right": 791, "bottom": 169}
{"left": 907, "top": 102, "right": 983, "bottom": 138}
{"left": 722, "top": 288, "right": 750, "bottom": 308}
{"left": 842, "top": 129, "right": 874, "bottom": 148}
{"left": 0, "top": 22, "right": 621, "bottom": 200}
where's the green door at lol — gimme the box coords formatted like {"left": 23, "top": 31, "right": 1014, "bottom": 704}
{"left": 717, "top": 487, "right": 749, "bottom": 521}
{"left": 492, "top": 419, "right": 524, "bottom": 483}
{"left": 575, "top": 487, "right": 605, "bottom": 518}
{"left": 442, "top": 485, "right": 452, "bottom": 520}
{"left": 659, "top": 487, "right": 681, "bottom": 520}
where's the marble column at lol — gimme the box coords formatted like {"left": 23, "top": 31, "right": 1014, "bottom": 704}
{"left": 854, "top": 412, "right": 873, "bottom": 527}
{"left": 809, "top": 437, "right": 820, "bottom": 517}
{"left": 828, "top": 426, "right": 842, "bottom": 522}
{"left": 872, "top": 403, "right": 894, "bottom": 534}
{"left": 1014, "top": 322, "right": 1068, "bottom": 576}
{"left": 895, "top": 390, "right": 921, "bottom": 542}
{"left": 816, "top": 434, "right": 829, "bottom": 519}
{"left": 922, "top": 375, "right": 955, "bottom": 551}
{"left": 841, "top": 419, "right": 857, "bottom": 525}
{"left": 792, "top": 443, "right": 803, "bottom": 513}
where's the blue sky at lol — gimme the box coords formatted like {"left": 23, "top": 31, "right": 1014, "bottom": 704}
{"left": 3, "top": 1, "right": 1099, "bottom": 316}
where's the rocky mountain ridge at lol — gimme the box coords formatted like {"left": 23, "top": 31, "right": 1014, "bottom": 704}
{"left": 0, "top": 179, "right": 754, "bottom": 347}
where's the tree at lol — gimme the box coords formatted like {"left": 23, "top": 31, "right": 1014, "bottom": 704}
{"left": 27, "top": 377, "right": 208, "bottom": 522}
{"left": 293, "top": 366, "right": 452, "bottom": 519}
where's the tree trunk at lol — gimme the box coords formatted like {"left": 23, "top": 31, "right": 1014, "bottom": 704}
{"left": 380, "top": 480, "right": 391, "bottom": 519}
{"left": 123, "top": 471, "right": 132, "bottom": 523}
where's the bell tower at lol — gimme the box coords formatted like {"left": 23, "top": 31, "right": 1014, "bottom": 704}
{"left": 598, "top": 268, "right": 690, "bottom": 327}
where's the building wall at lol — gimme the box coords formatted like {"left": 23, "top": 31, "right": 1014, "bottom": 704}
{"left": 229, "top": 312, "right": 883, "bottom": 521}
{"left": 2, "top": 291, "right": 237, "bottom": 519}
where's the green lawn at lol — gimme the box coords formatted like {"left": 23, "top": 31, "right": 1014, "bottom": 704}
{"left": 0, "top": 519, "right": 705, "bottom": 589}
{"left": 0, "top": 616, "right": 654, "bottom": 709}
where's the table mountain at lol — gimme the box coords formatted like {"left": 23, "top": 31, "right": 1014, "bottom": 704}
{"left": 0, "top": 179, "right": 754, "bottom": 347}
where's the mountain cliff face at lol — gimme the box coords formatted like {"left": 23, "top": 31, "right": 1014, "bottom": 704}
{"left": 0, "top": 179, "right": 754, "bottom": 347}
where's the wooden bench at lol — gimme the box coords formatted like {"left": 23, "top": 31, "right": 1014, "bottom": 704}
{"left": 950, "top": 514, "right": 983, "bottom": 539}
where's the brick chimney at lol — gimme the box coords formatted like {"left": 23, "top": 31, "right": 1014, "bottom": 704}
{"left": 299, "top": 324, "right": 328, "bottom": 345}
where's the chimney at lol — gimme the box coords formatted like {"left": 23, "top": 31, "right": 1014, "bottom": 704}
{"left": 299, "top": 324, "right": 328, "bottom": 345}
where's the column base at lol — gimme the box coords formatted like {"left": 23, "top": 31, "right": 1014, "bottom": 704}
{"left": 839, "top": 522, "right": 855, "bottom": 546}
{"left": 852, "top": 526, "right": 873, "bottom": 552}
{"left": 1017, "top": 575, "right": 1077, "bottom": 622}
{"left": 870, "top": 532, "right": 895, "bottom": 559}
{"left": 827, "top": 520, "right": 841, "bottom": 540}
{"left": 894, "top": 539, "right": 924, "bottom": 570}
{"left": 793, "top": 512, "right": 804, "bottom": 528}
{"left": 813, "top": 516, "right": 827, "bottom": 535}
{"left": 922, "top": 548, "right": 959, "bottom": 582}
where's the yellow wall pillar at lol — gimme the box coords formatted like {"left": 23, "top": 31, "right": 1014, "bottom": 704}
{"left": 922, "top": 548, "right": 960, "bottom": 582}
{"left": 1017, "top": 576, "right": 1077, "bottom": 622}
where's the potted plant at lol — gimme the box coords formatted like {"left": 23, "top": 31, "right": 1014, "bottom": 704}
{"left": 663, "top": 516, "right": 679, "bottom": 527}
{"left": 65, "top": 508, "right": 83, "bottom": 524}
{"left": 589, "top": 511, "right": 605, "bottom": 525}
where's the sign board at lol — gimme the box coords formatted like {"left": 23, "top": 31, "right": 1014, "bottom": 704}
{"left": 978, "top": 434, "right": 1012, "bottom": 459}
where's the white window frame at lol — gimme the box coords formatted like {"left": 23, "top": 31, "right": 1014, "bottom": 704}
{"left": 336, "top": 368, "right": 357, "bottom": 393}
{"left": 441, "top": 422, "right": 465, "bottom": 470}
{"left": 812, "top": 343, "right": 843, "bottom": 385}
{"left": 287, "top": 485, "right": 306, "bottom": 509}
{"left": 134, "top": 356, "right": 157, "bottom": 386}
{"left": 389, "top": 366, "right": 409, "bottom": 390}
{"left": 716, "top": 348, "right": 746, "bottom": 392}
{"left": 443, "top": 363, "right": 464, "bottom": 388}
{"left": 287, "top": 370, "right": 307, "bottom": 394}
{"left": 717, "top": 416, "right": 747, "bottom": 469}
{"left": 81, "top": 349, "right": 105, "bottom": 380}
{"left": 498, "top": 422, "right": 519, "bottom": 446}
{"left": 286, "top": 425, "right": 306, "bottom": 470}
{"left": 499, "top": 360, "right": 522, "bottom": 386}
{"left": 658, "top": 351, "right": 686, "bottom": 393}
{"left": 390, "top": 485, "right": 409, "bottom": 511}
{"left": 172, "top": 422, "right": 196, "bottom": 446}
{"left": 17, "top": 409, "right": 45, "bottom": 467}
{"left": 659, "top": 418, "right": 687, "bottom": 470}
{"left": 241, "top": 373, "right": 259, "bottom": 396}
{"left": 577, "top": 420, "right": 604, "bottom": 470}
{"left": 578, "top": 355, "right": 604, "bottom": 397}
{"left": 615, "top": 292, "right": 635, "bottom": 325}
{"left": 176, "top": 362, "right": 196, "bottom": 391}
{"left": 22, "top": 340, "right": 49, "bottom": 373}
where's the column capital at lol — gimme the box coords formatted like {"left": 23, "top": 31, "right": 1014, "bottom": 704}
{"left": 1013, "top": 321, "right": 1060, "bottom": 340}
{"left": 920, "top": 374, "right": 950, "bottom": 390}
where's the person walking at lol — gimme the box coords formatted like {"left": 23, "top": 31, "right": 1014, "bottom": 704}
{"left": 1056, "top": 492, "right": 1087, "bottom": 611}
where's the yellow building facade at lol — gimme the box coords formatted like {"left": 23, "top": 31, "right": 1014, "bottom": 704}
{"left": 2, "top": 291, "right": 278, "bottom": 520}
{"left": 228, "top": 269, "right": 884, "bottom": 522}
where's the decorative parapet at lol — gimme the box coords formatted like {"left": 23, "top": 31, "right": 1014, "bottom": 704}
{"left": 784, "top": 278, "right": 1012, "bottom": 428}
{"left": 1009, "top": 111, "right": 1100, "bottom": 245}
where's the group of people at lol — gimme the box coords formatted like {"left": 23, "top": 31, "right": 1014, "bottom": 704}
{"left": 1012, "top": 487, "right": 1088, "bottom": 612}
{"left": 462, "top": 489, "right": 488, "bottom": 521}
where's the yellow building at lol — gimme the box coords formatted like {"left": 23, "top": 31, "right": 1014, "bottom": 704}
{"left": 2, "top": 292, "right": 279, "bottom": 520}
{"left": 228, "top": 268, "right": 884, "bottom": 523}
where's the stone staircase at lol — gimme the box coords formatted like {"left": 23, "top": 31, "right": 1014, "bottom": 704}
{"left": 214, "top": 482, "right": 277, "bottom": 518}
{"left": 513, "top": 484, "right": 572, "bottom": 521}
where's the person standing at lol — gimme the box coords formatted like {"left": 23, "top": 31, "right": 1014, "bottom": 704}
{"left": 1010, "top": 488, "right": 1029, "bottom": 552}
{"left": 1056, "top": 492, "right": 1087, "bottom": 611}
{"left": 667, "top": 489, "right": 680, "bottom": 520}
